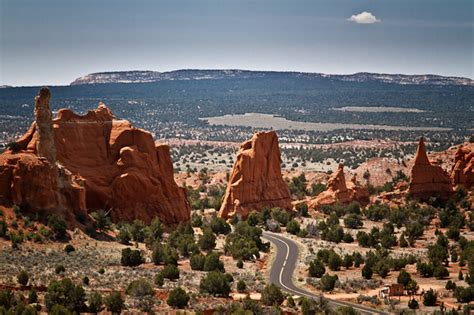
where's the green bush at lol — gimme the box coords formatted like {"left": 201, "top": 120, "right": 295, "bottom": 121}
{"left": 154, "top": 273, "right": 164, "bottom": 287}
{"left": 167, "top": 287, "right": 189, "bottom": 309}
{"left": 90, "top": 210, "right": 111, "bottom": 233}
{"left": 237, "top": 279, "right": 247, "bottom": 292}
{"left": 210, "top": 217, "right": 231, "bottom": 235}
{"left": 55, "top": 265, "right": 65, "bottom": 274}
{"left": 199, "top": 271, "right": 231, "bottom": 296}
{"left": 286, "top": 220, "right": 300, "bottom": 235}
{"left": 120, "top": 248, "right": 143, "bottom": 267}
{"left": 28, "top": 289, "right": 38, "bottom": 304}
{"left": 44, "top": 278, "right": 86, "bottom": 312}
{"left": 190, "top": 253, "right": 206, "bottom": 271}
{"left": 104, "top": 291, "right": 124, "bottom": 314}
{"left": 161, "top": 264, "right": 180, "bottom": 280}
{"left": 397, "top": 269, "right": 411, "bottom": 287}
{"left": 88, "top": 292, "right": 103, "bottom": 313}
{"left": 423, "top": 289, "right": 437, "bottom": 306}
{"left": 320, "top": 274, "right": 338, "bottom": 292}
{"left": 328, "top": 252, "right": 342, "bottom": 271}
{"left": 454, "top": 286, "right": 474, "bottom": 303}
{"left": 47, "top": 215, "right": 67, "bottom": 239}
{"left": 203, "top": 252, "right": 225, "bottom": 272}
{"left": 308, "top": 259, "right": 325, "bottom": 278}
{"left": 261, "top": 284, "right": 284, "bottom": 306}
{"left": 151, "top": 242, "right": 178, "bottom": 265}
{"left": 199, "top": 228, "right": 216, "bottom": 251}
{"left": 362, "top": 264, "right": 373, "bottom": 279}
{"left": 344, "top": 214, "right": 363, "bottom": 229}
{"left": 408, "top": 298, "right": 419, "bottom": 309}
{"left": 126, "top": 278, "right": 154, "bottom": 297}
{"left": 64, "top": 244, "right": 75, "bottom": 253}
{"left": 17, "top": 270, "right": 29, "bottom": 286}
{"left": 236, "top": 259, "right": 244, "bottom": 269}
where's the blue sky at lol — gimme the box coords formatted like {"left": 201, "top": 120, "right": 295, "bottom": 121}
{"left": 1, "top": 0, "right": 472, "bottom": 86}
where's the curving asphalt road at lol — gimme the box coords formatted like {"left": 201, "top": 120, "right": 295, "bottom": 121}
{"left": 263, "top": 231, "right": 388, "bottom": 315}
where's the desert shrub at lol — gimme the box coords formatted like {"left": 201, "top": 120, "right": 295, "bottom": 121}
{"left": 120, "top": 248, "right": 143, "bottom": 267}
{"left": 236, "top": 259, "right": 244, "bottom": 268}
{"left": 286, "top": 219, "right": 300, "bottom": 235}
{"left": 148, "top": 217, "right": 163, "bottom": 240}
{"left": 343, "top": 232, "right": 354, "bottom": 243}
{"left": 362, "top": 264, "right": 373, "bottom": 279}
{"left": 104, "top": 291, "right": 124, "bottom": 314}
{"left": 0, "top": 220, "right": 8, "bottom": 238}
{"left": 167, "top": 287, "right": 189, "bottom": 309}
{"left": 408, "top": 298, "right": 419, "bottom": 309}
{"left": 28, "top": 289, "right": 37, "bottom": 304}
{"left": 423, "top": 289, "right": 437, "bottom": 306}
{"left": 199, "top": 228, "right": 216, "bottom": 251}
{"left": 445, "top": 280, "right": 456, "bottom": 291}
{"left": 88, "top": 292, "right": 103, "bottom": 313}
{"left": 320, "top": 274, "right": 338, "bottom": 292}
{"left": 152, "top": 242, "right": 178, "bottom": 265}
{"left": 343, "top": 254, "right": 354, "bottom": 269}
{"left": 199, "top": 271, "right": 231, "bottom": 296}
{"left": 191, "top": 212, "right": 203, "bottom": 227}
{"left": 190, "top": 253, "right": 206, "bottom": 271}
{"left": 126, "top": 278, "right": 154, "bottom": 297}
{"left": 271, "top": 208, "right": 291, "bottom": 226}
{"left": 454, "top": 286, "right": 474, "bottom": 303}
{"left": 161, "top": 264, "right": 179, "bottom": 280}
{"left": 90, "top": 210, "right": 111, "bottom": 233}
{"left": 261, "top": 284, "right": 284, "bottom": 306}
{"left": 17, "top": 270, "right": 29, "bottom": 286}
{"left": 154, "top": 273, "right": 164, "bottom": 287}
{"left": 344, "top": 214, "right": 363, "bottom": 229}
{"left": 417, "top": 262, "right": 434, "bottom": 277}
{"left": 48, "top": 215, "right": 67, "bottom": 239}
{"left": 308, "top": 259, "right": 325, "bottom": 278}
{"left": 82, "top": 276, "right": 89, "bottom": 286}
{"left": 129, "top": 219, "right": 146, "bottom": 242}
{"left": 337, "top": 306, "right": 359, "bottom": 315}
{"left": 116, "top": 227, "right": 131, "bottom": 245}
{"left": 296, "top": 202, "right": 309, "bottom": 217}
{"left": 210, "top": 217, "right": 231, "bottom": 235}
{"left": 64, "top": 244, "right": 75, "bottom": 253}
{"left": 328, "top": 252, "right": 342, "bottom": 271}
{"left": 45, "top": 278, "right": 86, "bottom": 312}
{"left": 364, "top": 203, "right": 390, "bottom": 221}
{"left": 175, "top": 233, "right": 199, "bottom": 257}
{"left": 224, "top": 221, "right": 268, "bottom": 260}
{"left": 203, "top": 252, "right": 225, "bottom": 272}
{"left": 397, "top": 269, "right": 411, "bottom": 287}
{"left": 433, "top": 265, "right": 449, "bottom": 279}
{"left": 237, "top": 279, "right": 247, "bottom": 292}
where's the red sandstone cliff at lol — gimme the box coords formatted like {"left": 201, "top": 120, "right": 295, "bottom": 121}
{"left": 408, "top": 138, "right": 453, "bottom": 200}
{"left": 452, "top": 143, "right": 474, "bottom": 189}
{"left": 218, "top": 131, "right": 292, "bottom": 219}
{"left": 1, "top": 92, "right": 190, "bottom": 225}
{"left": 308, "top": 163, "right": 369, "bottom": 209}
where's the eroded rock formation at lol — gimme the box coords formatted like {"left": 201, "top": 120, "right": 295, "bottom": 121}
{"left": 408, "top": 138, "right": 453, "bottom": 200}
{"left": 308, "top": 163, "right": 369, "bottom": 209}
{"left": 1, "top": 89, "right": 190, "bottom": 225}
{"left": 452, "top": 143, "right": 474, "bottom": 189}
{"left": 218, "top": 131, "right": 292, "bottom": 219}
{"left": 34, "top": 87, "right": 56, "bottom": 164}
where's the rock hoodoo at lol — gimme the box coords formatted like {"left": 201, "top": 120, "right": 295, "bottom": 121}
{"left": 308, "top": 163, "right": 369, "bottom": 209}
{"left": 218, "top": 131, "right": 292, "bottom": 220}
{"left": 1, "top": 88, "right": 190, "bottom": 225}
{"left": 408, "top": 137, "right": 453, "bottom": 200}
{"left": 452, "top": 143, "right": 474, "bottom": 189}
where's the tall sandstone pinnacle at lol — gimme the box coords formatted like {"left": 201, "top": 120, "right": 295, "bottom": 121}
{"left": 408, "top": 137, "right": 453, "bottom": 200}
{"left": 1, "top": 89, "right": 190, "bottom": 225}
{"left": 34, "top": 87, "right": 56, "bottom": 165}
{"left": 218, "top": 131, "right": 292, "bottom": 220}
{"left": 308, "top": 163, "right": 369, "bottom": 209}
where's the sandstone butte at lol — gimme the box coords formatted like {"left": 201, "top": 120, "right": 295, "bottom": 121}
{"left": 218, "top": 131, "right": 292, "bottom": 219}
{"left": 408, "top": 137, "right": 453, "bottom": 200}
{"left": 0, "top": 88, "right": 190, "bottom": 225}
{"left": 308, "top": 163, "right": 369, "bottom": 209}
{"left": 452, "top": 142, "right": 474, "bottom": 189}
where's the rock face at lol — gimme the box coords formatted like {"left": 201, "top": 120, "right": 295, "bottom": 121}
{"left": 408, "top": 138, "right": 453, "bottom": 200}
{"left": 2, "top": 91, "right": 190, "bottom": 225}
{"left": 308, "top": 163, "right": 369, "bottom": 209}
{"left": 452, "top": 143, "right": 474, "bottom": 189}
{"left": 218, "top": 131, "right": 292, "bottom": 219}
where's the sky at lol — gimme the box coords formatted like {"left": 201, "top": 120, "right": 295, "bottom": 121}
{"left": 0, "top": 0, "right": 473, "bottom": 86}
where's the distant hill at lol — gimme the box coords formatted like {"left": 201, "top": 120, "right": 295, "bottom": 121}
{"left": 70, "top": 69, "right": 473, "bottom": 86}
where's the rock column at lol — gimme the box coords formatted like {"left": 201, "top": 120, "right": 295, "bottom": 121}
{"left": 34, "top": 87, "right": 56, "bottom": 164}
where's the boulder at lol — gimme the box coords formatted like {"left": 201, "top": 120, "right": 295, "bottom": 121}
{"left": 218, "top": 131, "right": 292, "bottom": 220}
{"left": 408, "top": 138, "right": 453, "bottom": 200}
{"left": 308, "top": 163, "right": 369, "bottom": 209}
{"left": 2, "top": 90, "right": 190, "bottom": 225}
{"left": 452, "top": 143, "right": 474, "bottom": 189}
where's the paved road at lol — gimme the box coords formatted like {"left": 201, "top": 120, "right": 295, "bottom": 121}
{"left": 263, "top": 231, "right": 388, "bottom": 315}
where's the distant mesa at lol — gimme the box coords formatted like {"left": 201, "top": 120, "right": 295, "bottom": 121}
{"left": 308, "top": 163, "right": 369, "bottom": 209}
{"left": 0, "top": 87, "right": 190, "bottom": 225}
{"left": 408, "top": 137, "right": 453, "bottom": 201}
{"left": 219, "top": 131, "right": 293, "bottom": 220}
{"left": 70, "top": 69, "right": 474, "bottom": 86}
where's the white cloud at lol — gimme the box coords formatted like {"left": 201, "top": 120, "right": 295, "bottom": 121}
{"left": 347, "top": 11, "right": 381, "bottom": 24}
